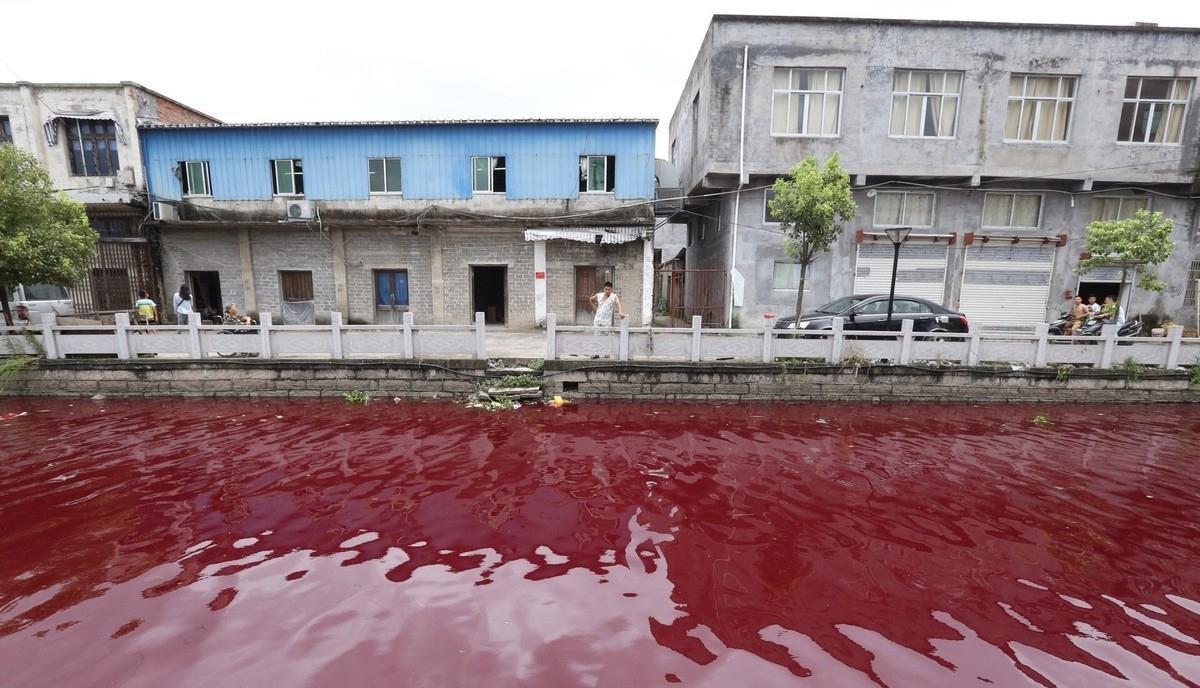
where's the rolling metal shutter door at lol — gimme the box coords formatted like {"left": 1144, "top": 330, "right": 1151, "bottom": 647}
{"left": 958, "top": 245, "right": 1055, "bottom": 330}
{"left": 853, "top": 242, "right": 948, "bottom": 302}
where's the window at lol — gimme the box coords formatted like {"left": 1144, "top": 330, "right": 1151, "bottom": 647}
{"left": 1004, "top": 75, "right": 1076, "bottom": 142}
{"left": 1092, "top": 196, "right": 1149, "bottom": 222}
{"left": 471, "top": 156, "right": 506, "bottom": 193}
{"left": 181, "top": 160, "right": 211, "bottom": 197}
{"left": 1118, "top": 77, "right": 1192, "bottom": 144}
{"left": 858, "top": 299, "right": 891, "bottom": 315}
{"left": 90, "top": 268, "right": 131, "bottom": 312}
{"left": 374, "top": 270, "right": 409, "bottom": 309}
{"left": 771, "top": 68, "right": 843, "bottom": 136}
{"left": 873, "top": 191, "right": 935, "bottom": 228}
{"left": 670, "top": 139, "right": 677, "bottom": 165}
{"left": 772, "top": 261, "right": 805, "bottom": 290}
{"left": 0, "top": 116, "right": 11, "bottom": 144}
{"left": 368, "top": 157, "right": 402, "bottom": 194}
{"left": 982, "top": 193, "right": 1042, "bottom": 228}
{"left": 690, "top": 92, "right": 699, "bottom": 148}
{"left": 271, "top": 159, "right": 304, "bottom": 196}
{"left": 579, "top": 155, "right": 616, "bottom": 193}
{"left": 763, "top": 189, "right": 785, "bottom": 224}
{"left": 89, "top": 216, "right": 137, "bottom": 238}
{"left": 65, "top": 119, "right": 119, "bottom": 176}
{"left": 893, "top": 299, "right": 931, "bottom": 314}
{"left": 889, "top": 70, "right": 962, "bottom": 138}
{"left": 279, "top": 271, "right": 314, "bottom": 302}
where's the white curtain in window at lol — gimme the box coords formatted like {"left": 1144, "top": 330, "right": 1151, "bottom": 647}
{"left": 982, "top": 195, "right": 1011, "bottom": 226}
{"left": 874, "top": 193, "right": 904, "bottom": 226}
{"left": 905, "top": 193, "right": 935, "bottom": 226}
{"left": 1012, "top": 195, "right": 1041, "bottom": 227}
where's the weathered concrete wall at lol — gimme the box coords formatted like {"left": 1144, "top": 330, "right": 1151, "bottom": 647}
{"left": 249, "top": 228, "right": 339, "bottom": 322}
{"left": 440, "top": 229, "right": 537, "bottom": 327}
{"left": 544, "top": 361, "right": 1200, "bottom": 403}
{"left": 160, "top": 226, "right": 246, "bottom": 319}
{"left": 2, "top": 360, "right": 486, "bottom": 398}
{"left": 545, "top": 240, "right": 645, "bottom": 325}
{"left": 343, "top": 227, "right": 434, "bottom": 324}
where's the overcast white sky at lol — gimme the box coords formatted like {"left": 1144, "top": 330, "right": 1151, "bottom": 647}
{"left": 3, "top": 0, "right": 1199, "bottom": 156}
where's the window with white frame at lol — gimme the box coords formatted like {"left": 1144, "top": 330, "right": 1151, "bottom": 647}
{"left": 1004, "top": 74, "right": 1076, "bottom": 142}
{"left": 180, "top": 160, "right": 211, "bottom": 197}
{"left": 889, "top": 70, "right": 962, "bottom": 138}
{"left": 1118, "top": 77, "right": 1192, "bottom": 144}
{"left": 368, "top": 157, "right": 402, "bottom": 194}
{"left": 471, "top": 156, "right": 506, "bottom": 193}
{"left": 579, "top": 155, "right": 615, "bottom": 193}
{"left": 772, "top": 261, "right": 806, "bottom": 290}
{"left": 1092, "top": 196, "right": 1149, "bottom": 222}
{"left": 982, "top": 193, "right": 1042, "bottom": 228}
{"left": 763, "top": 189, "right": 785, "bottom": 223}
{"left": 771, "top": 68, "right": 844, "bottom": 136}
{"left": 872, "top": 191, "right": 935, "bottom": 227}
{"left": 271, "top": 159, "right": 303, "bottom": 196}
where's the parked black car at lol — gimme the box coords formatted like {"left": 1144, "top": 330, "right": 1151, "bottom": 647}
{"left": 773, "top": 294, "right": 970, "bottom": 333}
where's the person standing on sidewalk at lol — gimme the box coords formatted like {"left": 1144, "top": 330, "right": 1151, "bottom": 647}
{"left": 589, "top": 281, "right": 626, "bottom": 328}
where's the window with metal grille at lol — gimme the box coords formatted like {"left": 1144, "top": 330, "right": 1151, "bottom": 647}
{"left": 90, "top": 268, "right": 131, "bottom": 311}
{"left": 578, "top": 155, "right": 615, "bottom": 193}
{"left": 89, "top": 216, "right": 137, "bottom": 239}
{"left": 0, "top": 116, "right": 11, "bottom": 144}
{"left": 279, "top": 271, "right": 314, "bottom": 302}
{"left": 271, "top": 159, "right": 304, "bottom": 195}
{"left": 65, "top": 119, "right": 119, "bottom": 176}
{"left": 1184, "top": 260, "right": 1200, "bottom": 307}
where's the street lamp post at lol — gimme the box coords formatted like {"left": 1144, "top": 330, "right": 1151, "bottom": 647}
{"left": 883, "top": 227, "right": 913, "bottom": 327}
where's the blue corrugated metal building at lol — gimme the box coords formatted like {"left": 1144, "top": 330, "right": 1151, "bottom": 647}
{"left": 138, "top": 119, "right": 658, "bottom": 328}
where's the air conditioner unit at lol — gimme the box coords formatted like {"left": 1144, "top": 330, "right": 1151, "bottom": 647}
{"left": 152, "top": 201, "right": 178, "bottom": 222}
{"left": 285, "top": 200, "right": 315, "bottom": 221}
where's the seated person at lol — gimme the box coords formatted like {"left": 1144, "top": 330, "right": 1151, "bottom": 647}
{"left": 134, "top": 290, "right": 158, "bottom": 325}
{"left": 222, "top": 304, "right": 253, "bottom": 326}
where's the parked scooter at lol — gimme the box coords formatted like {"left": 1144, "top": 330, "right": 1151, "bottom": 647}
{"left": 1047, "top": 310, "right": 1071, "bottom": 336}
{"left": 1078, "top": 317, "right": 1142, "bottom": 338}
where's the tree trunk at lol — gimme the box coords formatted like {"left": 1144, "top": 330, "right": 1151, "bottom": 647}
{"left": 1119, "top": 265, "right": 1130, "bottom": 316}
{"left": 794, "top": 270, "right": 807, "bottom": 318}
{"left": 0, "top": 285, "right": 11, "bottom": 327}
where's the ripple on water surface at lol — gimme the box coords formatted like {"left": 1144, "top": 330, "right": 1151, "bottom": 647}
{"left": 0, "top": 399, "right": 1198, "bottom": 687}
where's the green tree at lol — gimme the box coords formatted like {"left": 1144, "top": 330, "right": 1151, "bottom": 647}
{"left": 1076, "top": 209, "right": 1174, "bottom": 312}
{"left": 0, "top": 145, "right": 97, "bottom": 325}
{"left": 767, "top": 154, "right": 857, "bottom": 317}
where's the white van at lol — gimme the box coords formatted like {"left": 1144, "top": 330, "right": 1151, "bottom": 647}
{"left": 10, "top": 284, "right": 75, "bottom": 322}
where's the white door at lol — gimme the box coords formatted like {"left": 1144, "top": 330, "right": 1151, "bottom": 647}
{"left": 853, "top": 242, "right": 948, "bottom": 303}
{"left": 958, "top": 244, "right": 1055, "bottom": 331}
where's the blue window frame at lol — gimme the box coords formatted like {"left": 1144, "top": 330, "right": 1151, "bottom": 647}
{"left": 374, "top": 270, "right": 409, "bottom": 309}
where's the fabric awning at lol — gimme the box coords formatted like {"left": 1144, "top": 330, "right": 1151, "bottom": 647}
{"left": 44, "top": 110, "right": 127, "bottom": 146}
{"left": 523, "top": 226, "right": 647, "bottom": 244}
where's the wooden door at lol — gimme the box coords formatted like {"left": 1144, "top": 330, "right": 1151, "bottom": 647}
{"left": 574, "top": 266, "right": 614, "bottom": 324}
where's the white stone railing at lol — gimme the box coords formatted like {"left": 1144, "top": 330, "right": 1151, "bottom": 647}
{"left": 0, "top": 312, "right": 487, "bottom": 360}
{"left": 545, "top": 313, "right": 1200, "bottom": 370}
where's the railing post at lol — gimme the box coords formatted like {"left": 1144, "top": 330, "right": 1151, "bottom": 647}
{"left": 258, "top": 311, "right": 273, "bottom": 359}
{"left": 114, "top": 312, "right": 131, "bottom": 360}
{"left": 898, "top": 318, "right": 913, "bottom": 365}
{"left": 545, "top": 313, "right": 557, "bottom": 361}
{"left": 690, "top": 315, "right": 702, "bottom": 362}
{"left": 830, "top": 317, "right": 844, "bottom": 364}
{"left": 186, "top": 313, "right": 202, "bottom": 359}
{"left": 40, "top": 313, "right": 59, "bottom": 359}
{"left": 402, "top": 312, "right": 415, "bottom": 359}
{"left": 966, "top": 327, "right": 981, "bottom": 366}
{"left": 330, "top": 311, "right": 344, "bottom": 359}
{"left": 1099, "top": 324, "right": 1118, "bottom": 369}
{"left": 1165, "top": 325, "right": 1184, "bottom": 368}
{"left": 618, "top": 316, "right": 629, "bottom": 361}
{"left": 761, "top": 315, "right": 774, "bottom": 363}
{"left": 1034, "top": 323, "right": 1049, "bottom": 368}
{"left": 474, "top": 312, "right": 486, "bottom": 360}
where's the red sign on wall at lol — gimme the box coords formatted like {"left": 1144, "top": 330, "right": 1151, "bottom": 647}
{"left": 535, "top": 271, "right": 546, "bottom": 279}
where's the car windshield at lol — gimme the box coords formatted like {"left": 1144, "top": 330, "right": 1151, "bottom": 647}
{"left": 815, "top": 296, "right": 865, "bottom": 314}
{"left": 23, "top": 284, "right": 69, "bottom": 301}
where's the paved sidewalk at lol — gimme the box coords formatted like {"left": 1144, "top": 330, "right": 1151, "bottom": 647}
{"left": 486, "top": 330, "right": 546, "bottom": 359}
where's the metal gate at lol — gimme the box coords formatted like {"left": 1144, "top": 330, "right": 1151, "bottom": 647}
{"left": 854, "top": 242, "right": 949, "bottom": 303}
{"left": 653, "top": 268, "right": 727, "bottom": 327}
{"left": 67, "top": 240, "right": 162, "bottom": 318}
{"left": 959, "top": 244, "right": 1055, "bottom": 331}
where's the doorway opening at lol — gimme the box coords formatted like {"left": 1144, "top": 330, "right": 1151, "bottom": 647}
{"left": 1077, "top": 281, "right": 1123, "bottom": 310}
{"left": 471, "top": 265, "right": 507, "bottom": 324}
{"left": 185, "top": 271, "right": 223, "bottom": 321}
{"left": 574, "top": 266, "right": 614, "bottom": 324}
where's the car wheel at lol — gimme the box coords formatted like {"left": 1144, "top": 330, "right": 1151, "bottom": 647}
{"left": 928, "top": 328, "right": 950, "bottom": 342}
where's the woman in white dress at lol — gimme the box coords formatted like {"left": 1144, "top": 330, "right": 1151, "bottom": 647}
{"left": 589, "top": 281, "right": 625, "bottom": 328}
{"left": 173, "top": 284, "right": 194, "bottom": 325}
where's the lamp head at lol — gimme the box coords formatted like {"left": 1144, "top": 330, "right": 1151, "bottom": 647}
{"left": 884, "top": 227, "right": 913, "bottom": 245}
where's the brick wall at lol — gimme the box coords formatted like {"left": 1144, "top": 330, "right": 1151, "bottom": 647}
{"left": 140, "top": 91, "right": 218, "bottom": 125}
{"left": 342, "top": 228, "right": 434, "bottom": 324}
{"left": 545, "top": 239, "right": 645, "bottom": 326}
{"left": 441, "top": 229, "right": 536, "bottom": 327}
{"left": 160, "top": 227, "right": 244, "bottom": 320}
{"left": 250, "top": 228, "right": 337, "bottom": 322}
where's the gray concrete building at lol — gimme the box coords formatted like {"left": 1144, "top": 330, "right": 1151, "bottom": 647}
{"left": 668, "top": 16, "right": 1200, "bottom": 329}
{"left": 0, "top": 82, "right": 217, "bottom": 315}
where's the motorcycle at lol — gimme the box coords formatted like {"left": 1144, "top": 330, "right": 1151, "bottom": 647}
{"left": 1078, "top": 316, "right": 1142, "bottom": 338}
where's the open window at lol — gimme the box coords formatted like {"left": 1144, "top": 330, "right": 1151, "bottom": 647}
{"left": 181, "top": 160, "right": 211, "bottom": 197}
{"left": 471, "top": 156, "right": 506, "bottom": 194}
{"left": 579, "top": 155, "right": 616, "bottom": 193}
{"left": 271, "top": 159, "right": 304, "bottom": 196}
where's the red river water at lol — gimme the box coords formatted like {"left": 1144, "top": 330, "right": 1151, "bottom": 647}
{"left": 0, "top": 398, "right": 1198, "bottom": 687}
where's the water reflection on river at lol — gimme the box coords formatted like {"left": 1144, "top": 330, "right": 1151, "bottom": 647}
{"left": 1, "top": 399, "right": 1198, "bottom": 687}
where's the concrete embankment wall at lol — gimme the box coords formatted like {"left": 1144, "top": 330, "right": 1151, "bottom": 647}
{"left": 2, "top": 360, "right": 1198, "bottom": 402}
{"left": 543, "top": 361, "right": 1200, "bottom": 403}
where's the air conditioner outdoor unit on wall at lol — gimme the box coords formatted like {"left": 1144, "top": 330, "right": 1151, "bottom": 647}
{"left": 285, "top": 200, "right": 315, "bottom": 221}
{"left": 152, "top": 201, "right": 178, "bottom": 222}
